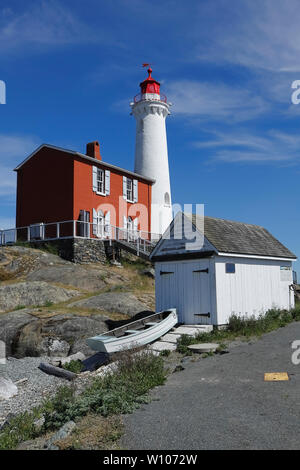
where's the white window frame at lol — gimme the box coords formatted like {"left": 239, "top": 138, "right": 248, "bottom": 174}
{"left": 96, "top": 168, "right": 105, "bottom": 195}
{"left": 126, "top": 177, "right": 134, "bottom": 202}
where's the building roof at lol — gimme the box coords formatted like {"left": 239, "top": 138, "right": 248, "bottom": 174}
{"left": 185, "top": 213, "right": 297, "bottom": 259}
{"left": 14, "top": 144, "right": 155, "bottom": 184}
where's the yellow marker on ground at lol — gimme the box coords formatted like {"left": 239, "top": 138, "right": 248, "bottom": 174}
{"left": 264, "top": 372, "right": 289, "bottom": 381}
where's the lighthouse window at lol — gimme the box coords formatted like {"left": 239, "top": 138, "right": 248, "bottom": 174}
{"left": 127, "top": 178, "right": 134, "bottom": 202}
{"left": 96, "top": 169, "right": 105, "bottom": 194}
{"left": 164, "top": 192, "right": 170, "bottom": 206}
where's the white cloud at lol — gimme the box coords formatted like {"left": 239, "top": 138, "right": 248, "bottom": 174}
{"left": 0, "top": 134, "right": 39, "bottom": 160}
{"left": 0, "top": 217, "right": 15, "bottom": 230}
{"left": 196, "top": 0, "right": 300, "bottom": 73}
{"left": 0, "top": 134, "right": 39, "bottom": 197}
{"left": 166, "top": 80, "right": 268, "bottom": 122}
{"left": 0, "top": 1, "right": 102, "bottom": 54}
{"left": 194, "top": 129, "right": 300, "bottom": 163}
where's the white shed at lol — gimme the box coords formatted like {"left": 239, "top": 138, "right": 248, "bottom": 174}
{"left": 150, "top": 213, "right": 297, "bottom": 326}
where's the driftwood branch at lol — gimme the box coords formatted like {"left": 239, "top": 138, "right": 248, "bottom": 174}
{"left": 38, "top": 362, "right": 77, "bottom": 381}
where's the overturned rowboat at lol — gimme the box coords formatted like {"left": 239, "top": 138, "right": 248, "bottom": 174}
{"left": 86, "top": 309, "right": 178, "bottom": 354}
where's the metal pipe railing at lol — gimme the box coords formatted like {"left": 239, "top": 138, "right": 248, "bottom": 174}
{"left": 0, "top": 220, "right": 159, "bottom": 253}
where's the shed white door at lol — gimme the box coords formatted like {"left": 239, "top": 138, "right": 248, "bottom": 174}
{"left": 156, "top": 260, "right": 212, "bottom": 325}
{"left": 183, "top": 261, "right": 211, "bottom": 325}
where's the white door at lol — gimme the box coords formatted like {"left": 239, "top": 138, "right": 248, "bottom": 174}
{"left": 156, "top": 263, "right": 178, "bottom": 316}
{"left": 156, "top": 260, "right": 211, "bottom": 325}
{"left": 185, "top": 261, "right": 211, "bottom": 325}
{"left": 96, "top": 211, "right": 104, "bottom": 238}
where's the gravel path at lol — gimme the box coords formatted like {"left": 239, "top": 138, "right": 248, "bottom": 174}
{"left": 122, "top": 322, "right": 300, "bottom": 450}
{"left": 0, "top": 357, "right": 67, "bottom": 425}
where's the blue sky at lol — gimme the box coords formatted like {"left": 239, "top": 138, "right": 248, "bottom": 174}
{"left": 0, "top": 0, "right": 300, "bottom": 276}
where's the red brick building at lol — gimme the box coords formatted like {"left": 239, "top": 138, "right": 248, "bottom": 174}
{"left": 14, "top": 141, "right": 154, "bottom": 241}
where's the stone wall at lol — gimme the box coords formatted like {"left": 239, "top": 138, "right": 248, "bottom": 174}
{"left": 28, "top": 238, "right": 107, "bottom": 264}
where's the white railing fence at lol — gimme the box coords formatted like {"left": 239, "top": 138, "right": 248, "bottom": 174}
{"left": 0, "top": 220, "right": 160, "bottom": 255}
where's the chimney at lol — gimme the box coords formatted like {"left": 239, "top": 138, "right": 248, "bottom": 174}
{"left": 86, "top": 141, "right": 101, "bottom": 161}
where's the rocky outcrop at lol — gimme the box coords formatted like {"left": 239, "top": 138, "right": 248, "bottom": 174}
{"left": 14, "top": 313, "right": 109, "bottom": 358}
{"left": 1, "top": 246, "right": 70, "bottom": 276}
{"left": 69, "top": 292, "right": 149, "bottom": 317}
{"left": 0, "top": 246, "right": 155, "bottom": 358}
{"left": 0, "top": 310, "right": 36, "bottom": 356}
{"left": 0, "top": 282, "right": 79, "bottom": 313}
{"left": 45, "top": 421, "right": 76, "bottom": 450}
{"left": 26, "top": 265, "right": 107, "bottom": 291}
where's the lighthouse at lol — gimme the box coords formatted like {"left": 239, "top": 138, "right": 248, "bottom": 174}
{"left": 130, "top": 67, "right": 172, "bottom": 237}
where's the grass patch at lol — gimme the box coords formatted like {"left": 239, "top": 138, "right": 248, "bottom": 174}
{"left": 121, "top": 258, "right": 150, "bottom": 272}
{"left": 15, "top": 241, "right": 60, "bottom": 256}
{"left": 177, "top": 305, "right": 300, "bottom": 355}
{"left": 56, "top": 414, "right": 123, "bottom": 450}
{"left": 0, "top": 267, "right": 14, "bottom": 282}
{"left": 0, "top": 350, "right": 166, "bottom": 450}
{"left": 0, "top": 408, "right": 43, "bottom": 450}
{"left": 63, "top": 360, "right": 83, "bottom": 374}
{"left": 43, "top": 351, "right": 166, "bottom": 431}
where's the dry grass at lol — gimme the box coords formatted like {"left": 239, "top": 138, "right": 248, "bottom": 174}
{"left": 0, "top": 267, "right": 15, "bottom": 282}
{"left": 57, "top": 414, "right": 123, "bottom": 450}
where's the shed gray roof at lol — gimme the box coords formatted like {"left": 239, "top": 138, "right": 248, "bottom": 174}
{"left": 185, "top": 214, "right": 297, "bottom": 259}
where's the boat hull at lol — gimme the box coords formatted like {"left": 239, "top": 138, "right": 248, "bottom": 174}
{"left": 86, "top": 309, "right": 177, "bottom": 353}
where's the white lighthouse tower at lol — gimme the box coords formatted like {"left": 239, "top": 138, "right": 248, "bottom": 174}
{"left": 131, "top": 67, "right": 172, "bottom": 237}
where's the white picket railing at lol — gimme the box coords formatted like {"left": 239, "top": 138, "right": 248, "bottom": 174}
{"left": 0, "top": 220, "right": 160, "bottom": 256}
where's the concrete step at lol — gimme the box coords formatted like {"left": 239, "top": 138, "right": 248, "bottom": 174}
{"left": 160, "top": 333, "right": 181, "bottom": 344}
{"left": 149, "top": 341, "right": 177, "bottom": 352}
{"left": 173, "top": 325, "right": 213, "bottom": 337}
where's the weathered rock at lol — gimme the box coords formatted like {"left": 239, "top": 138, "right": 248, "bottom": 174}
{"left": 0, "top": 377, "right": 18, "bottom": 400}
{"left": 0, "top": 251, "right": 8, "bottom": 263}
{"left": 69, "top": 292, "right": 149, "bottom": 317}
{"left": 45, "top": 421, "right": 76, "bottom": 450}
{"left": 0, "top": 310, "right": 36, "bottom": 356}
{"left": 142, "top": 268, "right": 155, "bottom": 278}
{"left": 17, "top": 436, "right": 48, "bottom": 450}
{"left": 6, "top": 246, "right": 70, "bottom": 266}
{"left": 15, "top": 313, "right": 109, "bottom": 358}
{"left": 0, "top": 281, "right": 79, "bottom": 313}
{"left": 39, "top": 338, "right": 70, "bottom": 357}
{"left": 51, "top": 352, "right": 85, "bottom": 367}
{"left": 26, "top": 265, "right": 107, "bottom": 292}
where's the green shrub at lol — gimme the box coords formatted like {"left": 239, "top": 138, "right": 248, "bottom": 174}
{"left": 176, "top": 307, "right": 300, "bottom": 355}
{"left": 63, "top": 360, "right": 83, "bottom": 374}
{"left": 176, "top": 334, "right": 194, "bottom": 355}
{"left": 43, "top": 350, "right": 166, "bottom": 431}
{"left": 160, "top": 350, "right": 171, "bottom": 357}
{"left": 0, "top": 409, "right": 42, "bottom": 450}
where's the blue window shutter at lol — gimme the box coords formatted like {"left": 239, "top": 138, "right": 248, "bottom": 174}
{"left": 92, "top": 166, "right": 97, "bottom": 192}
{"left": 105, "top": 170, "right": 110, "bottom": 195}
{"left": 133, "top": 179, "right": 138, "bottom": 202}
